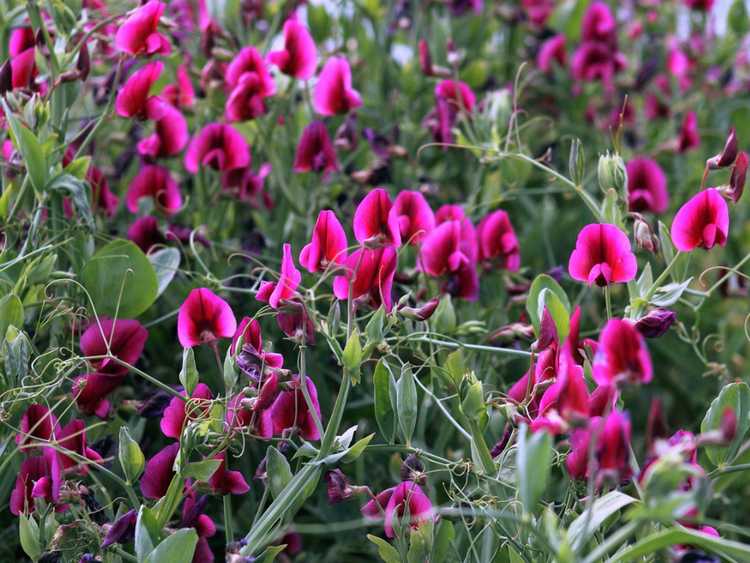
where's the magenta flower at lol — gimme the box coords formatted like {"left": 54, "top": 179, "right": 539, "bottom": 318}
{"left": 225, "top": 46, "right": 276, "bottom": 95}
{"left": 10, "top": 449, "right": 63, "bottom": 515}
{"left": 231, "top": 317, "right": 284, "bottom": 369}
{"left": 293, "top": 121, "right": 339, "bottom": 175}
{"left": 361, "top": 481, "right": 434, "bottom": 538}
{"left": 333, "top": 246, "right": 398, "bottom": 311}
{"left": 226, "top": 393, "right": 274, "bottom": 438}
{"left": 225, "top": 72, "right": 273, "bottom": 121}
{"left": 115, "top": 61, "right": 165, "bottom": 119}
{"left": 567, "top": 410, "right": 632, "bottom": 482}
{"left": 180, "top": 491, "right": 217, "bottom": 563}
{"left": 72, "top": 372, "right": 124, "bottom": 418}
{"left": 222, "top": 163, "right": 273, "bottom": 209}
{"left": 477, "top": 210, "right": 520, "bottom": 271}
{"left": 126, "top": 165, "right": 183, "bottom": 215}
{"left": 313, "top": 56, "right": 362, "bottom": 116}
{"left": 256, "top": 243, "right": 302, "bottom": 309}
{"left": 435, "top": 204, "right": 466, "bottom": 224}
{"left": 137, "top": 102, "right": 189, "bottom": 158}
{"left": 677, "top": 111, "right": 700, "bottom": 153}
{"left": 128, "top": 215, "right": 166, "bottom": 253}
{"left": 7, "top": 28, "right": 36, "bottom": 90}
{"left": 268, "top": 18, "right": 317, "bottom": 80}
{"left": 626, "top": 157, "right": 669, "bottom": 214}
{"left": 17, "top": 404, "right": 58, "bottom": 448}
{"left": 162, "top": 64, "right": 195, "bottom": 108}
{"left": 684, "top": 0, "right": 713, "bottom": 10}
{"left": 568, "top": 224, "right": 637, "bottom": 286}
{"left": 207, "top": 453, "right": 250, "bottom": 495}
{"left": 671, "top": 189, "right": 729, "bottom": 252}
{"left": 727, "top": 151, "right": 748, "bottom": 203}
{"left": 420, "top": 218, "right": 480, "bottom": 300}
{"left": 57, "top": 419, "right": 102, "bottom": 474}
{"left": 435, "top": 79, "right": 476, "bottom": 113}
{"left": 299, "top": 210, "right": 348, "bottom": 273}
{"left": 115, "top": 1, "right": 171, "bottom": 56}
{"left": 269, "top": 375, "right": 322, "bottom": 440}
{"left": 571, "top": 42, "right": 626, "bottom": 87}
{"left": 593, "top": 319, "right": 653, "bottom": 386}
{"left": 391, "top": 190, "right": 435, "bottom": 244}
{"left": 141, "top": 443, "right": 180, "bottom": 499}
{"left": 184, "top": 123, "right": 251, "bottom": 173}
{"left": 177, "top": 288, "right": 237, "bottom": 348}
{"left": 80, "top": 318, "right": 148, "bottom": 375}
{"left": 581, "top": 1, "right": 617, "bottom": 44}
{"left": 522, "top": 0, "right": 555, "bottom": 27}
{"left": 160, "top": 383, "right": 213, "bottom": 438}
{"left": 537, "top": 34, "right": 567, "bottom": 73}
{"left": 353, "top": 188, "right": 401, "bottom": 247}
{"left": 537, "top": 345, "right": 590, "bottom": 424}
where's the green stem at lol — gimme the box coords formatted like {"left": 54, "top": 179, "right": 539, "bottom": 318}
{"left": 581, "top": 520, "right": 640, "bottom": 563}
{"left": 402, "top": 336, "right": 531, "bottom": 358}
{"left": 469, "top": 420, "right": 496, "bottom": 475}
{"left": 224, "top": 495, "right": 233, "bottom": 544}
{"left": 604, "top": 285, "right": 612, "bottom": 320}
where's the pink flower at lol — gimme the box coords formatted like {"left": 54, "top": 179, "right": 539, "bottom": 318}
{"left": 17, "top": 404, "right": 58, "bottom": 448}
{"left": 128, "top": 216, "right": 166, "bottom": 253}
{"left": 353, "top": 188, "right": 401, "bottom": 247}
{"left": 177, "top": 288, "right": 237, "bottom": 348}
{"left": 670, "top": 189, "right": 729, "bottom": 251}
{"left": 179, "top": 491, "right": 216, "bottom": 563}
{"left": 522, "top": 0, "right": 556, "bottom": 26}
{"left": 537, "top": 34, "right": 567, "bottom": 73}
{"left": 225, "top": 393, "right": 273, "bottom": 438}
{"left": 141, "top": 443, "right": 180, "bottom": 499}
{"left": 115, "top": 1, "right": 171, "bottom": 56}
{"left": 115, "top": 61, "right": 165, "bottom": 119}
{"left": 361, "top": 481, "right": 434, "bottom": 538}
{"left": 137, "top": 102, "right": 189, "bottom": 158}
{"left": 231, "top": 317, "right": 284, "bottom": 370}
{"left": 566, "top": 410, "right": 632, "bottom": 483}
{"left": 269, "top": 375, "right": 322, "bottom": 440}
{"left": 571, "top": 42, "right": 626, "bottom": 87}
{"left": 537, "top": 345, "right": 590, "bottom": 424}
{"left": 391, "top": 190, "right": 435, "bottom": 245}
{"left": 268, "top": 18, "right": 317, "bottom": 80}
{"left": 677, "top": 111, "right": 700, "bottom": 153}
{"left": 126, "top": 164, "right": 183, "bottom": 215}
{"left": 293, "top": 121, "right": 339, "bottom": 175}
{"left": 80, "top": 318, "right": 148, "bottom": 375}
{"left": 208, "top": 453, "right": 250, "bottom": 495}
{"left": 568, "top": 224, "right": 637, "bottom": 286}
{"left": 435, "top": 79, "right": 476, "bottom": 113}
{"left": 313, "top": 57, "right": 362, "bottom": 116}
{"left": 333, "top": 246, "right": 398, "bottom": 311}
{"left": 225, "top": 46, "right": 276, "bottom": 95}
{"left": 256, "top": 243, "right": 302, "bottom": 309}
{"left": 626, "top": 157, "right": 669, "bottom": 214}
{"left": 477, "top": 210, "right": 520, "bottom": 271}
{"left": 162, "top": 64, "right": 195, "bottom": 108}
{"left": 593, "top": 319, "right": 652, "bottom": 386}
{"left": 72, "top": 372, "right": 124, "bottom": 418}
{"left": 184, "top": 123, "right": 251, "bottom": 173}
{"left": 299, "top": 210, "right": 348, "bottom": 272}
{"left": 222, "top": 163, "right": 273, "bottom": 209}
{"left": 160, "top": 383, "right": 213, "bottom": 438}
{"left": 435, "top": 204, "right": 466, "bottom": 223}
{"left": 726, "top": 151, "right": 749, "bottom": 204}
{"left": 420, "top": 218, "right": 480, "bottom": 300}
{"left": 581, "top": 1, "right": 617, "bottom": 45}
{"left": 57, "top": 419, "right": 102, "bottom": 474}
{"left": 10, "top": 449, "right": 63, "bottom": 515}
{"left": 225, "top": 72, "right": 273, "bottom": 121}
{"left": 683, "top": 0, "right": 713, "bottom": 11}
{"left": 7, "top": 28, "right": 37, "bottom": 90}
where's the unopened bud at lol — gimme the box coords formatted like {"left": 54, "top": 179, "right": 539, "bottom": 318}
{"left": 635, "top": 308, "right": 676, "bottom": 338}
{"left": 634, "top": 216, "right": 658, "bottom": 253}
{"left": 325, "top": 469, "right": 353, "bottom": 504}
{"left": 399, "top": 297, "right": 440, "bottom": 321}
{"left": 400, "top": 453, "right": 426, "bottom": 484}
{"left": 707, "top": 127, "right": 738, "bottom": 170}
{"left": 597, "top": 152, "right": 627, "bottom": 195}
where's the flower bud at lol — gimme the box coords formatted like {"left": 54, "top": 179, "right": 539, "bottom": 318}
{"left": 635, "top": 308, "right": 676, "bottom": 338}
{"left": 0, "top": 60, "right": 12, "bottom": 95}
{"left": 400, "top": 453, "right": 426, "bottom": 485}
{"left": 724, "top": 150, "right": 748, "bottom": 204}
{"left": 325, "top": 469, "right": 353, "bottom": 504}
{"left": 77, "top": 42, "right": 90, "bottom": 81}
{"left": 399, "top": 297, "right": 440, "bottom": 321}
{"left": 597, "top": 152, "right": 627, "bottom": 195}
{"left": 633, "top": 216, "right": 658, "bottom": 253}
{"left": 707, "top": 127, "right": 738, "bottom": 170}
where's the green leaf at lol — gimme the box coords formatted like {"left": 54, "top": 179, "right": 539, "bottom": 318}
{"left": 0, "top": 293, "right": 24, "bottom": 340}
{"left": 1, "top": 100, "right": 48, "bottom": 193}
{"left": 527, "top": 274, "right": 570, "bottom": 335}
{"left": 119, "top": 427, "right": 145, "bottom": 484}
{"left": 267, "top": 446, "right": 292, "bottom": 499}
{"left": 615, "top": 526, "right": 750, "bottom": 562}
{"left": 567, "top": 491, "right": 637, "bottom": 551}
{"left": 432, "top": 519, "right": 455, "bottom": 563}
{"left": 341, "top": 433, "right": 375, "bottom": 463}
{"left": 373, "top": 359, "right": 395, "bottom": 442}
{"left": 80, "top": 239, "right": 158, "bottom": 318}
{"left": 149, "top": 247, "right": 181, "bottom": 297}
{"left": 2, "top": 326, "right": 31, "bottom": 385}
{"left": 701, "top": 382, "right": 750, "bottom": 466}
{"left": 367, "top": 534, "right": 401, "bottom": 563}
{"left": 47, "top": 173, "right": 93, "bottom": 229}
{"left": 258, "top": 544, "right": 287, "bottom": 562}
{"left": 407, "top": 522, "right": 432, "bottom": 563}
{"left": 19, "top": 513, "right": 41, "bottom": 562}
{"left": 460, "top": 381, "right": 485, "bottom": 422}
{"left": 183, "top": 459, "right": 222, "bottom": 481}
{"left": 444, "top": 350, "right": 466, "bottom": 389}
{"left": 135, "top": 506, "right": 158, "bottom": 562}
{"left": 658, "top": 221, "right": 675, "bottom": 271}
{"left": 516, "top": 424, "right": 552, "bottom": 514}
{"left": 650, "top": 278, "right": 692, "bottom": 307}
{"left": 430, "top": 295, "right": 456, "bottom": 334}
{"left": 145, "top": 528, "right": 198, "bottom": 563}
{"left": 396, "top": 364, "right": 418, "bottom": 445}
{"left": 179, "top": 347, "right": 199, "bottom": 395}
{"left": 537, "top": 288, "right": 570, "bottom": 343}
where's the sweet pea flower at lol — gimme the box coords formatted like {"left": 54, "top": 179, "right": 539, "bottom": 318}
{"left": 626, "top": 157, "right": 669, "bottom": 214}
{"left": 57, "top": 419, "right": 102, "bottom": 474}
{"left": 128, "top": 215, "right": 166, "bottom": 252}
{"left": 581, "top": 1, "right": 617, "bottom": 45}
{"left": 162, "top": 64, "right": 195, "bottom": 108}
{"left": 225, "top": 72, "right": 273, "bottom": 121}
{"left": 115, "top": 61, "right": 165, "bottom": 119}
{"left": 222, "top": 163, "right": 273, "bottom": 209}
{"left": 177, "top": 288, "right": 238, "bottom": 348}
{"left": 160, "top": 383, "right": 213, "bottom": 438}
{"left": 10, "top": 449, "right": 63, "bottom": 515}
{"left": 184, "top": 123, "right": 251, "bottom": 173}
{"left": 571, "top": 42, "right": 627, "bottom": 87}
{"left": 568, "top": 224, "right": 637, "bottom": 286}
{"left": 361, "top": 481, "right": 434, "bottom": 538}
{"left": 477, "top": 210, "right": 520, "bottom": 271}
{"left": 137, "top": 102, "right": 189, "bottom": 158}
{"left": 566, "top": 410, "right": 632, "bottom": 483}
{"left": 17, "top": 404, "right": 58, "bottom": 448}
{"left": 268, "top": 18, "right": 317, "bottom": 80}
{"left": 126, "top": 165, "right": 183, "bottom": 215}
{"left": 101, "top": 510, "right": 137, "bottom": 549}
{"left": 207, "top": 453, "right": 250, "bottom": 495}
{"left": 299, "top": 210, "right": 348, "bottom": 272}
{"left": 333, "top": 246, "right": 398, "bottom": 311}
{"left": 420, "top": 218, "right": 480, "bottom": 300}
{"left": 677, "top": 111, "right": 700, "bottom": 153}
{"left": 593, "top": 318, "right": 653, "bottom": 386}
{"left": 269, "top": 375, "right": 322, "bottom": 440}
{"left": 180, "top": 492, "right": 217, "bottom": 563}
{"left": 313, "top": 57, "right": 362, "bottom": 116}
{"left": 537, "top": 345, "right": 590, "bottom": 426}
{"left": 353, "top": 188, "right": 401, "bottom": 247}
{"left": 683, "top": 0, "right": 713, "bottom": 10}
{"left": 537, "top": 34, "right": 567, "bottom": 73}
{"left": 391, "top": 190, "right": 435, "bottom": 244}
{"left": 231, "top": 317, "right": 284, "bottom": 371}
{"left": 670, "top": 189, "right": 729, "bottom": 251}
{"left": 225, "top": 46, "right": 276, "bottom": 95}
{"left": 115, "top": 1, "right": 171, "bottom": 56}
{"left": 635, "top": 308, "right": 677, "bottom": 338}
{"left": 141, "top": 443, "right": 180, "bottom": 499}
{"left": 435, "top": 204, "right": 466, "bottom": 223}
{"left": 7, "top": 27, "right": 36, "bottom": 90}
{"left": 72, "top": 372, "right": 125, "bottom": 418}
{"left": 80, "top": 318, "right": 148, "bottom": 375}
{"left": 435, "top": 79, "right": 476, "bottom": 113}
{"left": 522, "top": 0, "right": 556, "bottom": 26}
{"left": 726, "top": 151, "right": 748, "bottom": 203}
{"left": 256, "top": 244, "right": 302, "bottom": 309}
{"left": 292, "top": 121, "right": 339, "bottom": 175}
{"left": 225, "top": 393, "right": 274, "bottom": 438}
